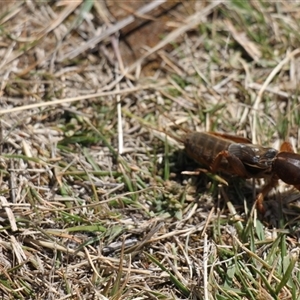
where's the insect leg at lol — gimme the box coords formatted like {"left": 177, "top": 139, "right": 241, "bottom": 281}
{"left": 210, "top": 150, "right": 251, "bottom": 178}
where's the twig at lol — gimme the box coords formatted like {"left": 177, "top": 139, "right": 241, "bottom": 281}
{"left": 58, "top": 0, "right": 166, "bottom": 62}
{"left": 0, "top": 84, "right": 161, "bottom": 115}
{"left": 0, "top": 196, "right": 17, "bottom": 232}
{"left": 203, "top": 233, "right": 209, "bottom": 300}
{"left": 251, "top": 48, "right": 300, "bottom": 143}
{"left": 127, "top": 1, "right": 223, "bottom": 75}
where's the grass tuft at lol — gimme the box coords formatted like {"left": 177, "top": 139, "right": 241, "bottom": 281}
{"left": 0, "top": 1, "right": 300, "bottom": 299}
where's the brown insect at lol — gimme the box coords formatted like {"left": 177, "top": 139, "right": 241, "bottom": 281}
{"left": 171, "top": 131, "right": 300, "bottom": 213}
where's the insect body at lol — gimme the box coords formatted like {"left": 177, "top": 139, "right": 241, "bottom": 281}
{"left": 179, "top": 131, "right": 300, "bottom": 213}
{"left": 183, "top": 131, "right": 277, "bottom": 178}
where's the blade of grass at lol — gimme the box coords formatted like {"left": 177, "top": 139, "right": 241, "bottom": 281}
{"left": 144, "top": 251, "right": 190, "bottom": 298}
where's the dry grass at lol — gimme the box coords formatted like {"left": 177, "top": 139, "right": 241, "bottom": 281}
{"left": 1, "top": 1, "right": 300, "bottom": 299}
